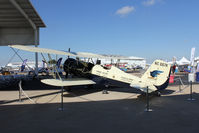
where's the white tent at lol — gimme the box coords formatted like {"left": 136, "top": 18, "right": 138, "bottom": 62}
{"left": 177, "top": 57, "right": 190, "bottom": 65}
{"left": 195, "top": 57, "right": 199, "bottom": 62}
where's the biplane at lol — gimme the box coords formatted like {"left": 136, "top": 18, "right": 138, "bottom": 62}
{"left": 9, "top": 45, "right": 171, "bottom": 95}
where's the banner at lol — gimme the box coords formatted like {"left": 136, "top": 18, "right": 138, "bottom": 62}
{"left": 190, "top": 47, "right": 195, "bottom": 66}
{"left": 21, "top": 59, "right": 28, "bottom": 72}
{"left": 197, "top": 63, "right": 199, "bottom": 72}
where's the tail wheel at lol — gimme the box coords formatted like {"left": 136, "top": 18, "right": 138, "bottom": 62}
{"left": 155, "top": 91, "right": 161, "bottom": 97}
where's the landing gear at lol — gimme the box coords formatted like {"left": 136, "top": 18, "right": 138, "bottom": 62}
{"left": 65, "top": 71, "right": 68, "bottom": 78}
{"left": 102, "top": 84, "right": 109, "bottom": 94}
{"left": 137, "top": 92, "right": 146, "bottom": 98}
{"left": 155, "top": 91, "right": 161, "bottom": 97}
{"left": 102, "top": 89, "right": 109, "bottom": 94}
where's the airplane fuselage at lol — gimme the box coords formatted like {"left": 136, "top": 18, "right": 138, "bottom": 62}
{"left": 63, "top": 58, "right": 170, "bottom": 92}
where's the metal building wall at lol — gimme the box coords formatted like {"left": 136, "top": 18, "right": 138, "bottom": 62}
{"left": 0, "top": 28, "right": 35, "bottom": 45}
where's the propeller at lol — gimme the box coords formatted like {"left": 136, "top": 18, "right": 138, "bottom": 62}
{"left": 68, "top": 48, "right": 70, "bottom": 59}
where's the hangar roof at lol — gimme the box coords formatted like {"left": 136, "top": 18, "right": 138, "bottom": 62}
{"left": 0, "top": 0, "right": 46, "bottom": 28}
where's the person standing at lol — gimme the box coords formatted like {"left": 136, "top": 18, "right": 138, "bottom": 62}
{"left": 172, "top": 65, "right": 176, "bottom": 74}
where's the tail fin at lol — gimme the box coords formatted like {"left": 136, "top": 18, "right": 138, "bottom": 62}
{"left": 141, "top": 60, "right": 171, "bottom": 90}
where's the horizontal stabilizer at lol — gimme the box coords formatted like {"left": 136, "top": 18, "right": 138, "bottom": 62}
{"left": 41, "top": 78, "right": 96, "bottom": 87}
{"left": 130, "top": 84, "right": 157, "bottom": 93}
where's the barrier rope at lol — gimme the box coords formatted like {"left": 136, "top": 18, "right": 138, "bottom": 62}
{"left": 34, "top": 92, "right": 59, "bottom": 104}
{"left": 172, "top": 77, "right": 189, "bottom": 94}
{"left": 19, "top": 80, "right": 37, "bottom": 104}
{"left": 19, "top": 80, "right": 62, "bottom": 104}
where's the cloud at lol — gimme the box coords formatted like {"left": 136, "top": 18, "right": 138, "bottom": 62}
{"left": 116, "top": 6, "right": 135, "bottom": 17}
{"left": 142, "top": 0, "right": 156, "bottom": 6}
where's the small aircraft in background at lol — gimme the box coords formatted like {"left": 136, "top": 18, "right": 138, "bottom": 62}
{"left": 9, "top": 45, "right": 171, "bottom": 96}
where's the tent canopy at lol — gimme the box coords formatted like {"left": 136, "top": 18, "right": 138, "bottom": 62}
{"left": 177, "top": 57, "right": 190, "bottom": 65}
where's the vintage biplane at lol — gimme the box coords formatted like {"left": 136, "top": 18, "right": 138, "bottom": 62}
{"left": 9, "top": 45, "right": 171, "bottom": 96}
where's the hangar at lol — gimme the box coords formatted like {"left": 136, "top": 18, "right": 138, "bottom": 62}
{"left": 0, "top": 0, "right": 46, "bottom": 73}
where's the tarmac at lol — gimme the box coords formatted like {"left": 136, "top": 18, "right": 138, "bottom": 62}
{"left": 0, "top": 76, "right": 199, "bottom": 133}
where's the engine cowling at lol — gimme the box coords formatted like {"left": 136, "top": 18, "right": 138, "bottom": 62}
{"left": 63, "top": 58, "right": 94, "bottom": 78}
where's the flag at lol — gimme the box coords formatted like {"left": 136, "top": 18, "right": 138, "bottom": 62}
{"left": 21, "top": 59, "right": 28, "bottom": 72}
{"left": 190, "top": 47, "right": 195, "bottom": 66}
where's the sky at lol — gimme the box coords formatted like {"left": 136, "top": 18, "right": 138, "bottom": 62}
{"left": 1, "top": 0, "right": 199, "bottom": 66}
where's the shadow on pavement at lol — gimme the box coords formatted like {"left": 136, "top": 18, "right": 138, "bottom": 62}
{"left": 0, "top": 93, "right": 199, "bottom": 133}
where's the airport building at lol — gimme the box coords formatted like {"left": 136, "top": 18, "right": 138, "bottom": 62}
{"left": 7, "top": 61, "right": 44, "bottom": 71}
{"left": 92, "top": 55, "right": 146, "bottom": 69}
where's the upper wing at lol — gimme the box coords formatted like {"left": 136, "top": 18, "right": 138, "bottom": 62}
{"left": 41, "top": 78, "right": 96, "bottom": 87}
{"left": 9, "top": 45, "right": 75, "bottom": 56}
{"left": 9, "top": 45, "right": 106, "bottom": 58}
{"left": 9, "top": 45, "right": 129, "bottom": 59}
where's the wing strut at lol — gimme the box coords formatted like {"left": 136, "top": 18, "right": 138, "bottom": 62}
{"left": 10, "top": 47, "right": 32, "bottom": 71}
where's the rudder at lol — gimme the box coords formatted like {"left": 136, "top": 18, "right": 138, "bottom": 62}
{"left": 141, "top": 60, "right": 171, "bottom": 90}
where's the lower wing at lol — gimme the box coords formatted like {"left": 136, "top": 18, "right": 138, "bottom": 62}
{"left": 41, "top": 78, "right": 96, "bottom": 87}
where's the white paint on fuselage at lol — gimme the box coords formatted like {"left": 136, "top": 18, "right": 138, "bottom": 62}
{"left": 91, "top": 65, "right": 142, "bottom": 85}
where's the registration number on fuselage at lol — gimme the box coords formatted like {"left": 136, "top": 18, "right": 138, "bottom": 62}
{"left": 155, "top": 62, "right": 168, "bottom": 67}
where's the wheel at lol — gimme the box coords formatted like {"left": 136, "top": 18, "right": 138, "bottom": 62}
{"left": 65, "top": 71, "right": 68, "bottom": 78}
{"left": 155, "top": 91, "right": 161, "bottom": 97}
{"left": 102, "top": 90, "right": 109, "bottom": 94}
